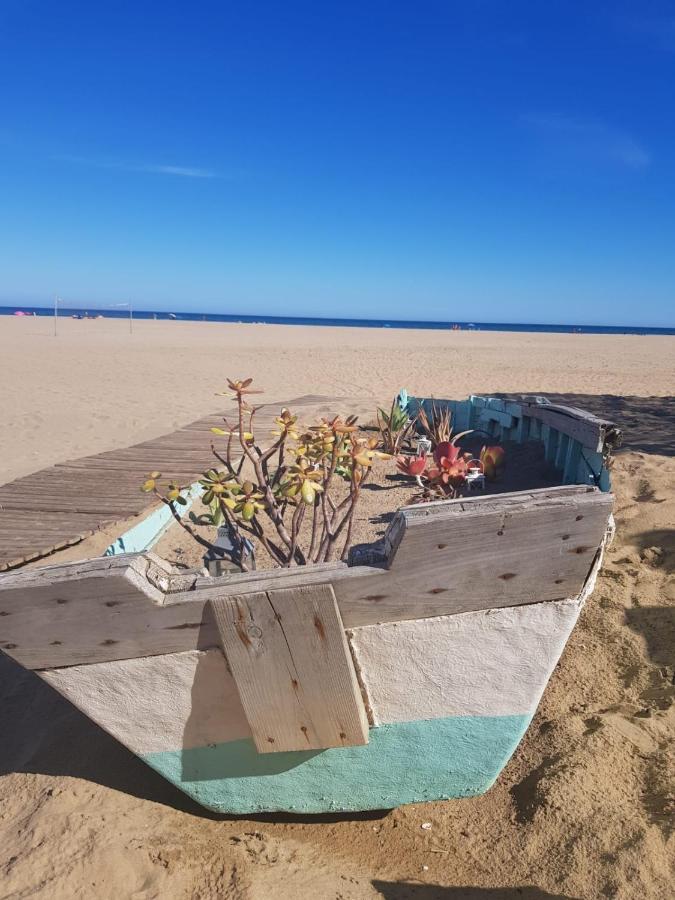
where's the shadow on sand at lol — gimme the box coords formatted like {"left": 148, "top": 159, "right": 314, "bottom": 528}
{"left": 631, "top": 528, "right": 675, "bottom": 573}
{"left": 496, "top": 393, "right": 675, "bottom": 457}
{"left": 624, "top": 606, "right": 675, "bottom": 669}
{"left": 0, "top": 652, "right": 208, "bottom": 814}
{"left": 372, "top": 882, "right": 578, "bottom": 899}
{"left": 0, "top": 652, "right": 387, "bottom": 823}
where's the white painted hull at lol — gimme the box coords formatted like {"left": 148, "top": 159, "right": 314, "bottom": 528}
{"left": 40, "top": 573, "right": 597, "bottom": 813}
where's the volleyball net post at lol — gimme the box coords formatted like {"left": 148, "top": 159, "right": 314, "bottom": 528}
{"left": 49, "top": 298, "right": 134, "bottom": 333}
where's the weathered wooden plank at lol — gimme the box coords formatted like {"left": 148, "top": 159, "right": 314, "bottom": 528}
{"left": 210, "top": 584, "right": 369, "bottom": 753}
{"left": 555, "top": 433, "right": 570, "bottom": 470}
{"left": 525, "top": 400, "right": 614, "bottom": 428}
{"left": 1, "top": 470, "right": 171, "bottom": 484}
{"left": 80, "top": 450, "right": 221, "bottom": 462}
{"left": 0, "top": 486, "right": 613, "bottom": 669}
{"left": 0, "top": 510, "right": 105, "bottom": 527}
{"left": 193, "top": 560, "right": 345, "bottom": 591}
{"left": 0, "top": 396, "right": 332, "bottom": 571}
{"left": 0, "top": 536, "right": 83, "bottom": 554}
{"left": 543, "top": 424, "right": 558, "bottom": 463}
{"left": 0, "top": 527, "right": 88, "bottom": 540}
{"left": 0, "top": 553, "right": 377, "bottom": 667}
{"left": 334, "top": 487, "right": 614, "bottom": 626}
{"left": 0, "top": 542, "right": 85, "bottom": 571}
{"left": 514, "top": 414, "right": 529, "bottom": 443}
{"left": 0, "top": 498, "right": 142, "bottom": 514}
{"left": 563, "top": 438, "right": 582, "bottom": 484}
{"left": 402, "top": 484, "right": 593, "bottom": 515}
{"left": 0, "top": 542, "right": 83, "bottom": 560}
{"left": 476, "top": 408, "right": 515, "bottom": 429}
{"left": 520, "top": 403, "right": 606, "bottom": 451}
{"left": 0, "top": 555, "right": 215, "bottom": 666}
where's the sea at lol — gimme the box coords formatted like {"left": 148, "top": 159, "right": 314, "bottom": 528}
{"left": 1, "top": 305, "right": 673, "bottom": 336}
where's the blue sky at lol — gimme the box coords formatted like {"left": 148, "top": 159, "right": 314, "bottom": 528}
{"left": 1, "top": 1, "right": 674, "bottom": 326}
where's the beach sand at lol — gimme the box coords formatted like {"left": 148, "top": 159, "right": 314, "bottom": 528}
{"left": 1, "top": 317, "right": 673, "bottom": 484}
{"left": 0, "top": 317, "right": 673, "bottom": 898}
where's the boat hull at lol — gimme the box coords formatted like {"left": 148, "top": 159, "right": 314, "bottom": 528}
{"left": 41, "top": 591, "right": 588, "bottom": 813}
{"left": 0, "top": 400, "right": 616, "bottom": 814}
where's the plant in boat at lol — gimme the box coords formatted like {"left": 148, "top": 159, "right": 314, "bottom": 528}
{"left": 417, "top": 400, "right": 472, "bottom": 450}
{"left": 480, "top": 445, "right": 505, "bottom": 480}
{"left": 395, "top": 433, "right": 495, "bottom": 501}
{"left": 396, "top": 454, "right": 427, "bottom": 478}
{"left": 416, "top": 400, "right": 452, "bottom": 446}
{"left": 377, "top": 398, "right": 417, "bottom": 454}
{"left": 141, "top": 378, "right": 391, "bottom": 572}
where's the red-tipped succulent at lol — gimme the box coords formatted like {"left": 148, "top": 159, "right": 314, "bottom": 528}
{"left": 427, "top": 453, "right": 470, "bottom": 488}
{"left": 433, "top": 441, "right": 463, "bottom": 466}
{"left": 399, "top": 429, "right": 481, "bottom": 500}
{"left": 396, "top": 454, "right": 428, "bottom": 477}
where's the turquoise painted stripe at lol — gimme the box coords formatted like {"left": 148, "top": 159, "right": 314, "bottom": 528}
{"left": 143, "top": 713, "right": 531, "bottom": 814}
{"left": 104, "top": 482, "right": 201, "bottom": 556}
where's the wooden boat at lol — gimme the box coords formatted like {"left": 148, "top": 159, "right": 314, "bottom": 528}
{"left": 0, "top": 395, "right": 619, "bottom": 814}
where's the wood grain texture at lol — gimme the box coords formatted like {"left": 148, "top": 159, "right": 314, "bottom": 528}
{"left": 334, "top": 486, "right": 614, "bottom": 626}
{"left": 520, "top": 404, "right": 607, "bottom": 451}
{"left": 0, "top": 395, "right": 341, "bottom": 570}
{"left": 210, "top": 584, "right": 369, "bottom": 752}
{"left": 0, "top": 487, "right": 613, "bottom": 670}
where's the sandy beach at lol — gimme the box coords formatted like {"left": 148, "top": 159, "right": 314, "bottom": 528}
{"left": 0, "top": 318, "right": 674, "bottom": 899}
{"left": 1, "top": 317, "right": 673, "bottom": 485}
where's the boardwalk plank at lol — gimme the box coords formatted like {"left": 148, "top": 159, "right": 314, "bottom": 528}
{"left": 0, "top": 397, "right": 345, "bottom": 570}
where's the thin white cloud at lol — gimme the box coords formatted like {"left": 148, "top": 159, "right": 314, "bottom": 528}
{"left": 135, "top": 163, "right": 216, "bottom": 178}
{"left": 57, "top": 155, "right": 217, "bottom": 178}
{"left": 522, "top": 114, "right": 651, "bottom": 169}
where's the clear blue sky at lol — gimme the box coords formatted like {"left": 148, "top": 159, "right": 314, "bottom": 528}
{"left": 1, "top": 1, "right": 674, "bottom": 326}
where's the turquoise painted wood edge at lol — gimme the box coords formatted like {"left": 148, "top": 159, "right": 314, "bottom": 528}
{"left": 104, "top": 482, "right": 202, "bottom": 556}
{"left": 397, "top": 391, "right": 612, "bottom": 491}
{"left": 143, "top": 713, "right": 531, "bottom": 814}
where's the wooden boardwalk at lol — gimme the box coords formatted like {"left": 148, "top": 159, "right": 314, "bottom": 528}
{"left": 0, "top": 395, "right": 342, "bottom": 571}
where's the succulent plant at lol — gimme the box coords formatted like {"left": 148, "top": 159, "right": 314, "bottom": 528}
{"left": 377, "top": 398, "right": 416, "bottom": 454}
{"left": 141, "top": 378, "right": 393, "bottom": 571}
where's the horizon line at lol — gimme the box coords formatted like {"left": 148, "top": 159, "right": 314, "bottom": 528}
{"left": 1, "top": 304, "right": 673, "bottom": 333}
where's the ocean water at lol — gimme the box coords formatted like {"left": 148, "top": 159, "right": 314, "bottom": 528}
{"left": 1, "top": 305, "right": 673, "bottom": 336}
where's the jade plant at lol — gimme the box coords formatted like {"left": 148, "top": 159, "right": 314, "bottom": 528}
{"left": 141, "top": 378, "right": 390, "bottom": 572}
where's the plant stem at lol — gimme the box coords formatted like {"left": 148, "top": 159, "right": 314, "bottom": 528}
{"left": 307, "top": 498, "right": 320, "bottom": 561}
{"left": 236, "top": 395, "right": 294, "bottom": 550}
{"left": 162, "top": 498, "right": 249, "bottom": 572}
